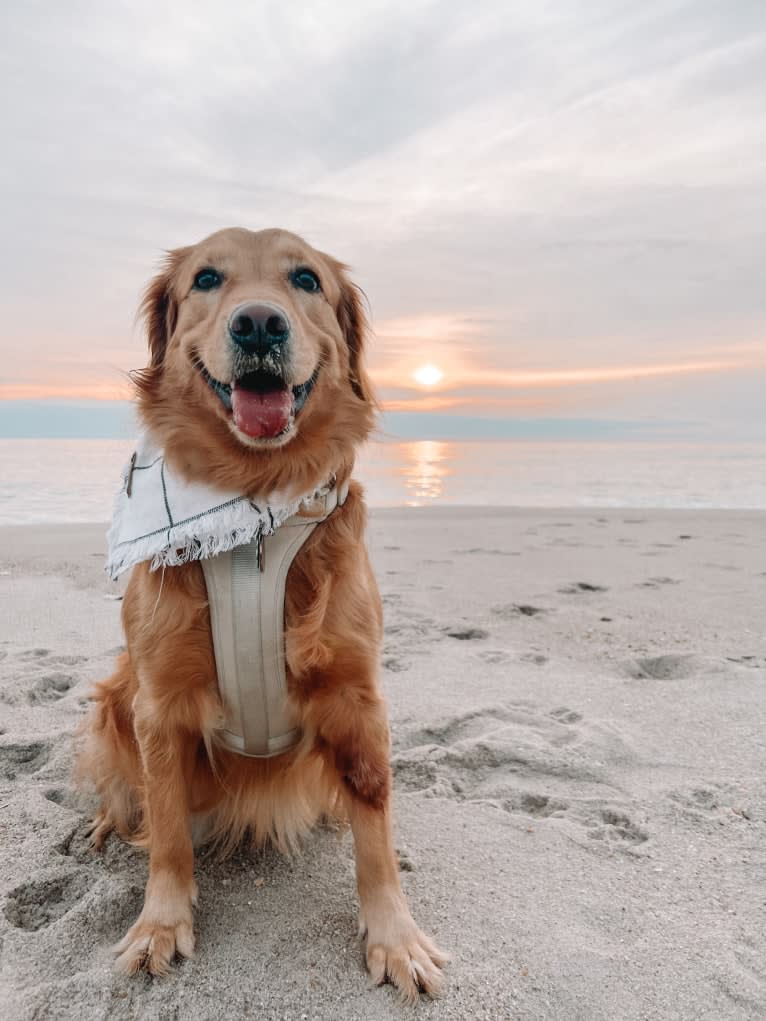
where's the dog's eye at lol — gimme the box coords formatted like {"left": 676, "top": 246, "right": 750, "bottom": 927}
{"left": 291, "top": 267, "right": 321, "bottom": 293}
{"left": 193, "top": 268, "right": 223, "bottom": 292}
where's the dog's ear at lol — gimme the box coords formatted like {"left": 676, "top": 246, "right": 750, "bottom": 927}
{"left": 138, "top": 248, "right": 188, "bottom": 370}
{"left": 336, "top": 271, "right": 378, "bottom": 408}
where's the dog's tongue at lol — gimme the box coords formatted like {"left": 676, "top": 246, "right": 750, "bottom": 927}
{"left": 232, "top": 384, "right": 293, "bottom": 439}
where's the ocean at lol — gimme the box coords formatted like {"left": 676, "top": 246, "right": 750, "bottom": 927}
{"left": 1, "top": 438, "right": 765, "bottom": 525}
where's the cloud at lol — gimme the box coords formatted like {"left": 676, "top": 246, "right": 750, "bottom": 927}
{"left": 1, "top": 0, "right": 765, "bottom": 438}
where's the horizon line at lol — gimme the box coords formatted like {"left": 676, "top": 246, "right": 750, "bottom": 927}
{"left": 1, "top": 354, "right": 762, "bottom": 403}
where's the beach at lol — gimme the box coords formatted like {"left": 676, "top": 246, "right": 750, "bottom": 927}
{"left": 0, "top": 508, "right": 764, "bottom": 1020}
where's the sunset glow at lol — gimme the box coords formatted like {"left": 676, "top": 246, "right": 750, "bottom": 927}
{"left": 413, "top": 365, "right": 443, "bottom": 387}
{"left": 367, "top": 355, "right": 761, "bottom": 395}
{"left": 0, "top": 354, "right": 761, "bottom": 406}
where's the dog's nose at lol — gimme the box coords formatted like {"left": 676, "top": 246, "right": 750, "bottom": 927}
{"left": 228, "top": 302, "right": 291, "bottom": 355}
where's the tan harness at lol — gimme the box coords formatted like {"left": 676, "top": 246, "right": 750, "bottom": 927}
{"left": 200, "top": 480, "right": 348, "bottom": 758}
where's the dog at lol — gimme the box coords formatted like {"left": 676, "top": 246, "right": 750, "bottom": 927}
{"left": 78, "top": 227, "right": 446, "bottom": 1001}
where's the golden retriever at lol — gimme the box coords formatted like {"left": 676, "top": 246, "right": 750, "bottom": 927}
{"left": 78, "top": 227, "right": 445, "bottom": 1001}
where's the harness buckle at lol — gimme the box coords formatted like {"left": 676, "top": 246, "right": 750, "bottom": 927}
{"left": 125, "top": 451, "right": 137, "bottom": 498}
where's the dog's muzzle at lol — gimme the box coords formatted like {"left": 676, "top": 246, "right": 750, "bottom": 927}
{"left": 196, "top": 300, "right": 319, "bottom": 441}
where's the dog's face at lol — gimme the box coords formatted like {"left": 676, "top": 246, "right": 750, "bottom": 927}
{"left": 136, "top": 228, "right": 376, "bottom": 493}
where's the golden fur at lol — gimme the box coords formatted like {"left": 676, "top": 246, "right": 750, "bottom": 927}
{"left": 77, "top": 228, "right": 445, "bottom": 1000}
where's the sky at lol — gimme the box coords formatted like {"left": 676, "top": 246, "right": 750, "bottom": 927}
{"left": 1, "top": 0, "right": 765, "bottom": 440}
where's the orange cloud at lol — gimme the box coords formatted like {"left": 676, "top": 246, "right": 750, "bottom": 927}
{"left": 0, "top": 381, "right": 133, "bottom": 401}
{"left": 373, "top": 356, "right": 759, "bottom": 391}
{"left": 466, "top": 359, "right": 748, "bottom": 387}
{"left": 382, "top": 395, "right": 552, "bottom": 412}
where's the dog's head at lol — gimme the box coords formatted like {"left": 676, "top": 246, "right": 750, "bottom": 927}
{"left": 135, "top": 228, "right": 377, "bottom": 495}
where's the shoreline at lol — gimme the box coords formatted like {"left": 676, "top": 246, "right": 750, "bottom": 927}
{"left": 3, "top": 437, "right": 766, "bottom": 524}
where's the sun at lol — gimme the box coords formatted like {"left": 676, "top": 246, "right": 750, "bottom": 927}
{"left": 413, "top": 364, "right": 443, "bottom": 386}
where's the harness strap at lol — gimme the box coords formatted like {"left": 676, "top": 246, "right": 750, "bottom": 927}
{"left": 201, "top": 478, "right": 349, "bottom": 758}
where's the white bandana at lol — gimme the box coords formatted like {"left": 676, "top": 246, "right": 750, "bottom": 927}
{"left": 106, "top": 433, "right": 331, "bottom": 580}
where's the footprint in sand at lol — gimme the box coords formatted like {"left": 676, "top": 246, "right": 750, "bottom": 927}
{"left": 3, "top": 870, "right": 92, "bottom": 931}
{"left": 2, "top": 650, "right": 86, "bottom": 705}
{"left": 625, "top": 654, "right": 712, "bottom": 681}
{"left": 384, "top": 614, "right": 436, "bottom": 639}
{"left": 17, "top": 648, "right": 51, "bottom": 661}
{"left": 12, "top": 649, "right": 86, "bottom": 672}
{"left": 726, "top": 655, "right": 766, "bottom": 669}
{"left": 0, "top": 741, "right": 51, "bottom": 780}
{"left": 383, "top": 656, "right": 408, "bottom": 673}
{"left": 519, "top": 653, "right": 548, "bottom": 666}
{"left": 668, "top": 783, "right": 753, "bottom": 826}
{"left": 669, "top": 785, "right": 721, "bottom": 816}
{"left": 637, "top": 577, "right": 681, "bottom": 588}
{"left": 518, "top": 792, "right": 568, "bottom": 817}
{"left": 549, "top": 707, "right": 582, "bottom": 724}
{"left": 44, "top": 787, "right": 80, "bottom": 810}
{"left": 586, "top": 809, "right": 648, "bottom": 846}
{"left": 27, "top": 673, "right": 77, "bottom": 704}
{"left": 474, "top": 649, "right": 548, "bottom": 666}
{"left": 382, "top": 612, "right": 442, "bottom": 670}
{"left": 492, "top": 604, "right": 547, "bottom": 619}
{"left": 517, "top": 798, "right": 648, "bottom": 850}
{"left": 558, "top": 582, "right": 608, "bottom": 594}
{"left": 392, "top": 703, "right": 648, "bottom": 852}
{"left": 444, "top": 627, "right": 489, "bottom": 641}
{"left": 392, "top": 702, "right": 609, "bottom": 791}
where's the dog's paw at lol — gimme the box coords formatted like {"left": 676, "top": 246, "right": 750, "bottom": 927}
{"left": 114, "top": 918, "right": 195, "bottom": 976}
{"left": 361, "top": 898, "right": 447, "bottom": 1003}
{"left": 113, "top": 877, "right": 197, "bottom": 977}
{"left": 84, "top": 812, "right": 113, "bottom": 851}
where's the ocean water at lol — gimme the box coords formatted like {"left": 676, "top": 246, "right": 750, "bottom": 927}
{"left": 1, "top": 438, "right": 765, "bottom": 525}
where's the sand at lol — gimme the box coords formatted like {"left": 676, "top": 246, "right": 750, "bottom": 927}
{"left": 0, "top": 508, "right": 764, "bottom": 1020}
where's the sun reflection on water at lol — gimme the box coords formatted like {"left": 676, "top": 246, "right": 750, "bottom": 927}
{"left": 399, "top": 440, "right": 453, "bottom": 506}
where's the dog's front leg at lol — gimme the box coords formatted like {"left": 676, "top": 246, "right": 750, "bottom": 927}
{"left": 350, "top": 795, "right": 447, "bottom": 1002}
{"left": 114, "top": 699, "right": 198, "bottom": 976}
{"left": 313, "top": 689, "right": 447, "bottom": 1001}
